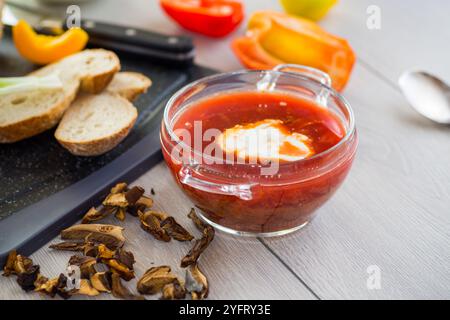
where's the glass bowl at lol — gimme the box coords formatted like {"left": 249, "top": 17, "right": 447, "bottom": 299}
{"left": 160, "top": 64, "right": 357, "bottom": 237}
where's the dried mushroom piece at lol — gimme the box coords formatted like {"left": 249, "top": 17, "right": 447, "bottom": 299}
{"left": 68, "top": 255, "right": 97, "bottom": 279}
{"left": 34, "top": 273, "right": 49, "bottom": 289}
{"left": 96, "top": 244, "right": 116, "bottom": 260}
{"left": 106, "top": 259, "right": 135, "bottom": 281}
{"left": 148, "top": 211, "right": 169, "bottom": 221}
{"left": 115, "top": 207, "right": 126, "bottom": 221}
{"left": 2, "top": 251, "right": 34, "bottom": 277}
{"left": 35, "top": 273, "right": 70, "bottom": 299}
{"left": 2, "top": 251, "right": 48, "bottom": 294}
{"left": 114, "top": 248, "right": 135, "bottom": 270}
{"left": 139, "top": 211, "right": 171, "bottom": 242}
{"left": 188, "top": 208, "right": 208, "bottom": 231}
{"left": 82, "top": 206, "right": 116, "bottom": 224}
{"left": 111, "top": 273, "right": 144, "bottom": 300}
{"left": 111, "top": 182, "right": 128, "bottom": 194}
{"left": 96, "top": 244, "right": 135, "bottom": 281}
{"left": 15, "top": 255, "right": 34, "bottom": 274}
{"left": 83, "top": 241, "right": 101, "bottom": 257}
{"left": 161, "top": 279, "right": 186, "bottom": 300}
{"left": 49, "top": 241, "right": 86, "bottom": 252}
{"left": 137, "top": 195, "right": 154, "bottom": 207}
{"left": 180, "top": 226, "right": 215, "bottom": 268}
{"left": 61, "top": 224, "right": 125, "bottom": 250}
{"left": 90, "top": 272, "right": 112, "bottom": 293}
{"left": 125, "top": 186, "right": 145, "bottom": 206}
{"left": 185, "top": 264, "right": 208, "bottom": 300}
{"left": 137, "top": 266, "right": 178, "bottom": 295}
{"left": 2, "top": 250, "right": 18, "bottom": 276}
{"left": 161, "top": 217, "right": 194, "bottom": 242}
{"left": 17, "top": 264, "right": 40, "bottom": 292}
{"left": 72, "top": 279, "right": 100, "bottom": 296}
{"left": 103, "top": 192, "right": 128, "bottom": 208}
{"left": 128, "top": 195, "right": 154, "bottom": 216}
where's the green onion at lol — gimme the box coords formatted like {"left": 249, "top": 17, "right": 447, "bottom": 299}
{"left": 0, "top": 73, "right": 63, "bottom": 96}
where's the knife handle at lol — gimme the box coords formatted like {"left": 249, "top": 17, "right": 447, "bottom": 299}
{"left": 66, "top": 19, "right": 194, "bottom": 54}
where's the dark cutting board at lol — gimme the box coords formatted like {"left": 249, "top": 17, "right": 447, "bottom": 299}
{"left": 0, "top": 29, "right": 215, "bottom": 264}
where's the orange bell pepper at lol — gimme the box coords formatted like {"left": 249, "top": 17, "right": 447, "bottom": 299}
{"left": 13, "top": 20, "right": 89, "bottom": 65}
{"left": 231, "top": 11, "right": 355, "bottom": 91}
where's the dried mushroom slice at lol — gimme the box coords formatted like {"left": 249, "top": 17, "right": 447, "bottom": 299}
{"left": 149, "top": 211, "right": 169, "bottom": 221}
{"left": 185, "top": 264, "right": 208, "bottom": 300}
{"left": 161, "top": 279, "right": 186, "bottom": 300}
{"left": 96, "top": 244, "right": 116, "bottom": 260}
{"left": 34, "top": 274, "right": 49, "bottom": 289}
{"left": 17, "top": 264, "right": 40, "bottom": 292}
{"left": 61, "top": 224, "right": 125, "bottom": 250}
{"left": 114, "top": 248, "right": 135, "bottom": 270}
{"left": 137, "top": 266, "right": 178, "bottom": 295}
{"left": 96, "top": 245, "right": 135, "bottom": 281}
{"left": 136, "top": 195, "right": 154, "bottom": 208}
{"left": 111, "top": 182, "right": 128, "bottom": 194}
{"left": 68, "top": 255, "right": 97, "bottom": 279}
{"left": 105, "top": 259, "right": 135, "bottom": 281}
{"left": 128, "top": 195, "right": 154, "bottom": 216}
{"left": 111, "top": 273, "right": 144, "bottom": 300}
{"left": 72, "top": 279, "right": 100, "bottom": 296}
{"left": 15, "top": 255, "right": 34, "bottom": 274}
{"left": 115, "top": 207, "right": 126, "bottom": 221}
{"left": 3, "top": 251, "right": 34, "bottom": 277}
{"left": 180, "top": 226, "right": 215, "bottom": 268}
{"left": 2, "top": 250, "right": 18, "bottom": 276}
{"left": 124, "top": 186, "right": 145, "bottom": 206}
{"left": 82, "top": 206, "right": 116, "bottom": 224}
{"left": 188, "top": 208, "right": 208, "bottom": 231}
{"left": 90, "top": 272, "right": 112, "bottom": 293}
{"left": 35, "top": 274, "right": 70, "bottom": 299}
{"left": 49, "top": 241, "right": 86, "bottom": 252}
{"left": 103, "top": 192, "right": 128, "bottom": 208}
{"left": 139, "top": 211, "right": 171, "bottom": 242}
{"left": 161, "top": 217, "right": 194, "bottom": 242}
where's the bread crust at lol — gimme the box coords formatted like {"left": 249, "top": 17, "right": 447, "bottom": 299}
{"left": 55, "top": 106, "right": 137, "bottom": 156}
{"left": 106, "top": 72, "right": 152, "bottom": 101}
{"left": 0, "top": 89, "right": 77, "bottom": 143}
{"left": 0, "top": 50, "right": 120, "bottom": 143}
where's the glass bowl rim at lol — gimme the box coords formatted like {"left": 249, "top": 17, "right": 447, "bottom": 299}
{"left": 163, "top": 68, "right": 356, "bottom": 166}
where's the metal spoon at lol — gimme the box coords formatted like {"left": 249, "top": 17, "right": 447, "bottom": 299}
{"left": 399, "top": 71, "right": 450, "bottom": 124}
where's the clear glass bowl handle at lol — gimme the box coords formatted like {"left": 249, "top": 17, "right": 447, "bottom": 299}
{"left": 273, "top": 64, "right": 332, "bottom": 87}
{"left": 179, "top": 165, "right": 255, "bottom": 201}
{"left": 258, "top": 64, "right": 332, "bottom": 106}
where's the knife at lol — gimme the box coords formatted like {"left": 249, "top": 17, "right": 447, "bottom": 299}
{"left": 2, "top": 1, "right": 195, "bottom": 65}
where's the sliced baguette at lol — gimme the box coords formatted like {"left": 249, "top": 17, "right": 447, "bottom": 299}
{"left": 0, "top": 49, "right": 120, "bottom": 143}
{"left": 55, "top": 72, "right": 151, "bottom": 156}
{"left": 55, "top": 93, "right": 137, "bottom": 156}
{"left": 106, "top": 72, "right": 152, "bottom": 101}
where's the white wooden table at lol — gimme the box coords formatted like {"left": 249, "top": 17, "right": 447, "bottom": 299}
{"left": 1, "top": 0, "right": 449, "bottom": 299}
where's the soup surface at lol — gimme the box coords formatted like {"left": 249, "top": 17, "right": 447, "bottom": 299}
{"left": 173, "top": 91, "right": 345, "bottom": 163}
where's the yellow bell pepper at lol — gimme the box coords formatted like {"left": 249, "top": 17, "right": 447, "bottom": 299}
{"left": 13, "top": 20, "right": 89, "bottom": 65}
{"left": 280, "top": 0, "right": 338, "bottom": 21}
{"left": 231, "top": 11, "right": 355, "bottom": 91}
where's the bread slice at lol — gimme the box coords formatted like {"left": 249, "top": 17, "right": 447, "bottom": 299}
{"left": 106, "top": 72, "right": 152, "bottom": 101}
{"left": 55, "top": 93, "right": 138, "bottom": 156}
{"left": 0, "top": 49, "right": 120, "bottom": 143}
{"left": 54, "top": 72, "right": 150, "bottom": 156}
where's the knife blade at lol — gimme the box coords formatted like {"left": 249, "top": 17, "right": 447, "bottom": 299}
{"left": 2, "top": 1, "right": 195, "bottom": 65}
